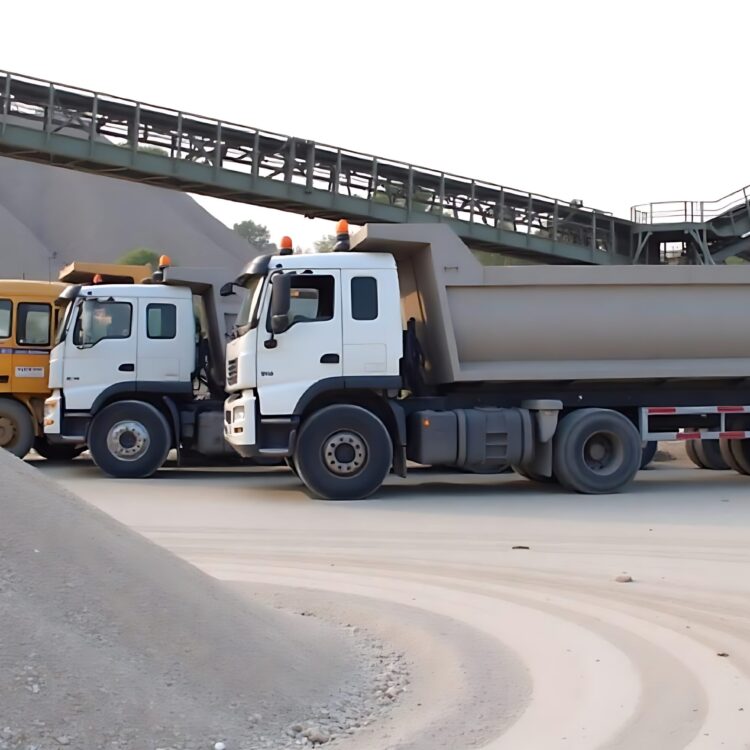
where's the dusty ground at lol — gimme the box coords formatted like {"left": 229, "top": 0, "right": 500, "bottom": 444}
{"left": 34, "top": 453, "right": 750, "bottom": 750}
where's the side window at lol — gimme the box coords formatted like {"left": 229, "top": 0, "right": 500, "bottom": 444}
{"left": 17, "top": 303, "right": 51, "bottom": 346}
{"left": 147, "top": 303, "right": 177, "bottom": 339}
{"left": 0, "top": 299, "right": 11, "bottom": 339}
{"left": 351, "top": 277, "right": 378, "bottom": 320}
{"left": 73, "top": 301, "right": 132, "bottom": 346}
{"left": 268, "top": 275, "right": 335, "bottom": 330}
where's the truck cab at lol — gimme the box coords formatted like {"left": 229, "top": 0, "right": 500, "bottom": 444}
{"left": 45, "top": 263, "right": 242, "bottom": 477}
{"left": 223, "top": 241, "right": 403, "bottom": 465}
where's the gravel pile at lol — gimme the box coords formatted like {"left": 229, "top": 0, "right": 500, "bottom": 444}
{"left": 0, "top": 451, "right": 382, "bottom": 750}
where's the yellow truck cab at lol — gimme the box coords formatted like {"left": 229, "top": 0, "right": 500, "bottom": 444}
{"left": 0, "top": 263, "right": 151, "bottom": 459}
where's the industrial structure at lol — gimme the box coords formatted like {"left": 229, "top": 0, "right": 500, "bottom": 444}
{"left": 1, "top": 70, "right": 749, "bottom": 265}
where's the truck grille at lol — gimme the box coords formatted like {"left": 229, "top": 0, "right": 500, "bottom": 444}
{"left": 227, "top": 358, "right": 238, "bottom": 386}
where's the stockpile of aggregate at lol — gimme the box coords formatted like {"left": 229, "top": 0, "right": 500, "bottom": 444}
{"left": 0, "top": 450, "right": 369, "bottom": 750}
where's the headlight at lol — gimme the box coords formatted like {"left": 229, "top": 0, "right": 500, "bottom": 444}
{"left": 43, "top": 397, "right": 59, "bottom": 426}
{"left": 233, "top": 405, "right": 245, "bottom": 422}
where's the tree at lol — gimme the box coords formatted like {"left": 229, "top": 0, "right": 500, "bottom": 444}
{"left": 314, "top": 234, "right": 337, "bottom": 253}
{"left": 117, "top": 248, "right": 162, "bottom": 267}
{"left": 233, "top": 219, "right": 276, "bottom": 251}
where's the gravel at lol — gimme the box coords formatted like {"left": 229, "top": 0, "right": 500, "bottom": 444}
{"left": 0, "top": 451, "right": 399, "bottom": 749}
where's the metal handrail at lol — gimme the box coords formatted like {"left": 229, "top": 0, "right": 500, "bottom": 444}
{"left": 631, "top": 185, "right": 750, "bottom": 224}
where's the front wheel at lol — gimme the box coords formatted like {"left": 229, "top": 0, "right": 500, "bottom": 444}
{"left": 0, "top": 398, "right": 35, "bottom": 458}
{"left": 88, "top": 401, "right": 171, "bottom": 478}
{"left": 295, "top": 405, "right": 392, "bottom": 500}
{"left": 553, "top": 409, "right": 641, "bottom": 494}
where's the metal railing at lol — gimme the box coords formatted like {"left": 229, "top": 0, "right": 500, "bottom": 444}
{"left": 0, "top": 69, "right": 626, "bottom": 258}
{"left": 631, "top": 185, "right": 750, "bottom": 224}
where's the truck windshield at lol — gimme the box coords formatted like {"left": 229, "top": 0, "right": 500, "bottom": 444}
{"left": 233, "top": 275, "right": 264, "bottom": 336}
{"left": 54, "top": 300, "right": 76, "bottom": 345}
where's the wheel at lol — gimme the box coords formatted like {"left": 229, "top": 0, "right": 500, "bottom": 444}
{"left": 693, "top": 440, "right": 729, "bottom": 471}
{"left": 295, "top": 405, "right": 392, "bottom": 500}
{"left": 639, "top": 441, "right": 658, "bottom": 470}
{"left": 88, "top": 400, "right": 171, "bottom": 478}
{"left": 685, "top": 439, "right": 705, "bottom": 468}
{"left": 552, "top": 408, "right": 641, "bottom": 494}
{"left": 720, "top": 439, "right": 747, "bottom": 474}
{"left": 285, "top": 456, "right": 300, "bottom": 477}
{"left": 727, "top": 439, "right": 750, "bottom": 476}
{"left": 33, "top": 437, "right": 83, "bottom": 461}
{"left": 0, "top": 398, "right": 35, "bottom": 458}
{"left": 511, "top": 464, "right": 556, "bottom": 483}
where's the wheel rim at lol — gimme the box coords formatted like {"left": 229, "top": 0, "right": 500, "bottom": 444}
{"left": 582, "top": 431, "right": 624, "bottom": 476}
{"left": 0, "top": 415, "right": 17, "bottom": 447}
{"left": 322, "top": 430, "right": 368, "bottom": 476}
{"left": 106, "top": 420, "right": 150, "bottom": 461}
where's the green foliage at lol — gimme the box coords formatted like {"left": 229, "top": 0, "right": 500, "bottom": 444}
{"left": 314, "top": 234, "right": 337, "bottom": 253}
{"left": 117, "top": 248, "right": 162, "bottom": 267}
{"left": 233, "top": 219, "right": 276, "bottom": 251}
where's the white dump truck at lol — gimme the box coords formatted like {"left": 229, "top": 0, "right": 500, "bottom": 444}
{"left": 223, "top": 221, "right": 750, "bottom": 499}
{"left": 44, "top": 259, "right": 245, "bottom": 476}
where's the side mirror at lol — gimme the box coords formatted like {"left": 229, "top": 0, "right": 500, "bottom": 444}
{"left": 270, "top": 274, "right": 292, "bottom": 335}
{"left": 220, "top": 281, "right": 235, "bottom": 297}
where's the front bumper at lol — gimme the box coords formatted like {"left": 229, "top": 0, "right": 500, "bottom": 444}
{"left": 224, "top": 391, "right": 258, "bottom": 457}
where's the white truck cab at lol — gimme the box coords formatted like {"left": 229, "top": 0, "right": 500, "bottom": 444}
{"left": 45, "top": 263, "right": 242, "bottom": 477}
{"left": 224, "top": 247, "right": 403, "bottom": 457}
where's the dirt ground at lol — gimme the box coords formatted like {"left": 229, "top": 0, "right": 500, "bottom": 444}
{"left": 26, "top": 450, "right": 750, "bottom": 749}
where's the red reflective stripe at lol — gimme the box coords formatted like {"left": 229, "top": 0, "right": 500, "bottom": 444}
{"left": 720, "top": 431, "right": 746, "bottom": 439}
{"left": 677, "top": 432, "right": 701, "bottom": 440}
{"left": 718, "top": 406, "right": 745, "bottom": 413}
{"left": 648, "top": 407, "right": 677, "bottom": 414}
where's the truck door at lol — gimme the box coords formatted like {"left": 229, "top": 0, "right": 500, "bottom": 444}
{"left": 136, "top": 297, "right": 184, "bottom": 384}
{"left": 62, "top": 297, "right": 138, "bottom": 411}
{"left": 256, "top": 270, "right": 343, "bottom": 415}
{"left": 11, "top": 301, "right": 53, "bottom": 396}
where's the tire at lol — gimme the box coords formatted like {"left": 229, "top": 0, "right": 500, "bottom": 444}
{"left": 720, "top": 439, "right": 747, "bottom": 474}
{"left": 88, "top": 400, "right": 171, "bottom": 478}
{"left": 693, "top": 440, "right": 729, "bottom": 471}
{"left": 0, "top": 398, "right": 35, "bottom": 458}
{"left": 552, "top": 408, "right": 641, "bottom": 494}
{"left": 640, "top": 441, "right": 658, "bottom": 470}
{"left": 33, "top": 437, "right": 83, "bottom": 461}
{"left": 285, "top": 456, "right": 300, "bottom": 477}
{"left": 727, "top": 439, "right": 750, "bottom": 476}
{"left": 685, "top": 439, "right": 705, "bottom": 468}
{"left": 511, "top": 465, "right": 556, "bottom": 483}
{"left": 295, "top": 405, "right": 392, "bottom": 500}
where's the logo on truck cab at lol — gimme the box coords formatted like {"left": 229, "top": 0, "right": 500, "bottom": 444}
{"left": 260, "top": 370, "right": 274, "bottom": 377}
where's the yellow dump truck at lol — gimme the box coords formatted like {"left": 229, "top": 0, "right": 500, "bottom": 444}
{"left": 0, "top": 262, "right": 151, "bottom": 459}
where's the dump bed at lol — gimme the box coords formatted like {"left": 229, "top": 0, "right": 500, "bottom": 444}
{"left": 351, "top": 224, "right": 750, "bottom": 384}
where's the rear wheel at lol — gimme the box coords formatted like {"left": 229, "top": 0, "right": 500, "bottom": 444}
{"left": 0, "top": 398, "right": 35, "bottom": 458}
{"left": 640, "top": 441, "right": 658, "bottom": 470}
{"left": 553, "top": 409, "right": 641, "bottom": 494}
{"left": 88, "top": 401, "right": 171, "bottom": 478}
{"left": 720, "top": 439, "right": 747, "bottom": 474}
{"left": 726, "top": 439, "right": 750, "bottom": 476}
{"left": 33, "top": 438, "right": 83, "bottom": 461}
{"left": 295, "top": 405, "right": 392, "bottom": 500}
{"left": 685, "top": 439, "right": 705, "bottom": 468}
{"left": 693, "top": 440, "right": 729, "bottom": 471}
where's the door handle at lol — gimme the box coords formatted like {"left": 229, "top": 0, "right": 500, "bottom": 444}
{"left": 118, "top": 363, "right": 135, "bottom": 372}
{"left": 320, "top": 353, "right": 340, "bottom": 364}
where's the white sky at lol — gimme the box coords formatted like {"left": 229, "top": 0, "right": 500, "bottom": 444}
{"left": 3, "top": 0, "right": 749, "bottom": 249}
